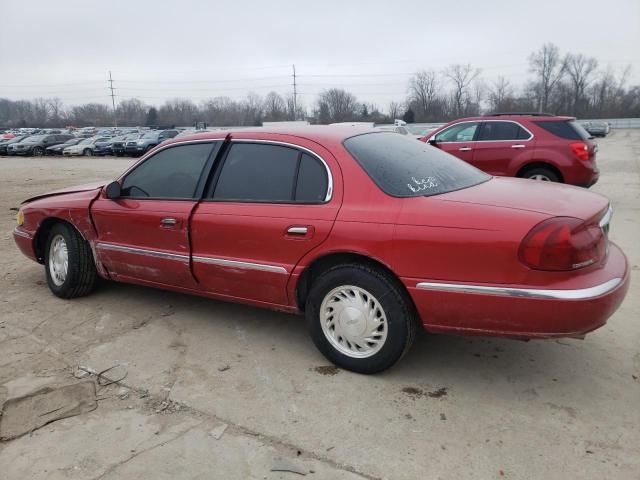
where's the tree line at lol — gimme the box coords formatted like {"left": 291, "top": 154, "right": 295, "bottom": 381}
{"left": 1, "top": 43, "right": 638, "bottom": 128}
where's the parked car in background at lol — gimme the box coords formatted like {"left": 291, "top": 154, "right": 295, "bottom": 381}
{"left": 46, "top": 138, "right": 83, "bottom": 155}
{"left": 406, "top": 125, "right": 441, "bottom": 139}
{"left": 12, "top": 127, "right": 629, "bottom": 373}
{"left": 112, "top": 133, "right": 142, "bottom": 157}
{"left": 63, "top": 136, "right": 112, "bottom": 156}
{"left": 125, "top": 129, "right": 179, "bottom": 156}
{"left": 420, "top": 113, "right": 599, "bottom": 187}
{"left": 376, "top": 125, "right": 412, "bottom": 136}
{"left": 94, "top": 135, "right": 125, "bottom": 156}
{"left": 581, "top": 121, "right": 609, "bottom": 137}
{"left": 0, "top": 135, "right": 29, "bottom": 155}
{"left": 6, "top": 134, "right": 74, "bottom": 156}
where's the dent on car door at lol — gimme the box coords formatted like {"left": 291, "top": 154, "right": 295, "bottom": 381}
{"left": 91, "top": 142, "right": 218, "bottom": 288}
{"left": 433, "top": 122, "right": 479, "bottom": 163}
{"left": 190, "top": 141, "right": 340, "bottom": 306}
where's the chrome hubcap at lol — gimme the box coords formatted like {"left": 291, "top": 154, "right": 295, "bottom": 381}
{"left": 529, "top": 174, "right": 550, "bottom": 181}
{"left": 320, "top": 285, "right": 388, "bottom": 358}
{"left": 48, "top": 234, "right": 68, "bottom": 286}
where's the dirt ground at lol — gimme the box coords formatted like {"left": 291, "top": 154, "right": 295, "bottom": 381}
{"left": 0, "top": 131, "right": 638, "bottom": 480}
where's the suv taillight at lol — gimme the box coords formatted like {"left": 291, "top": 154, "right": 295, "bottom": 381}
{"left": 570, "top": 142, "right": 590, "bottom": 161}
{"left": 519, "top": 217, "right": 606, "bottom": 271}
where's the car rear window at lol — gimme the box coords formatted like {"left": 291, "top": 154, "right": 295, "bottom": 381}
{"left": 343, "top": 132, "right": 490, "bottom": 198}
{"left": 533, "top": 120, "right": 591, "bottom": 140}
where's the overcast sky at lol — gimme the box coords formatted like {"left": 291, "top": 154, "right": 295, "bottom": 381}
{"left": 1, "top": 0, "right": 638, "bottom": 109}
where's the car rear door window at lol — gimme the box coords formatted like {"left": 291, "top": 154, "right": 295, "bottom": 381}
{"left": 212, "top": 143, "right": 328, "bottom": 203}
{"left": 477, "top": 121, "right": 531, "bottom": 141}
{"left": 295, "top": 153, "right": 328, "bottom": 202}
{"left": 434, "top": 122, "right": 479, "bottom": 142}
{"left": 121, "top": 143, "right": 213, "bottom": 199}
{"left": 213, "top": 143, "right": 299, "bottom": 202}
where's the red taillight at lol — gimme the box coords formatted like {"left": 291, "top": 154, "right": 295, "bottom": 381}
{"left": 519, "top": 217, "right": 605, "bottom": 271}
{"left": 570, "top": 142, "right": 589, "bottom": 161}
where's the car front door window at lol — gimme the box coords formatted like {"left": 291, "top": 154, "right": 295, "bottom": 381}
{"left": 435, "top": 122, "right": 479, "bottom": 143}
{"left": 121, "top": 143, "right": 213, "bottom": 199}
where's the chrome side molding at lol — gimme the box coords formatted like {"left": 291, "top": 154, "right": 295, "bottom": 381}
{"left": 192, "top": 255, "right": 287, "bottom": 274}
{"left": 415, "top": 277, "right": 622, "bottom": 300}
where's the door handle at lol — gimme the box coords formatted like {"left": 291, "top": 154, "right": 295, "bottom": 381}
{"left": 287, "top": 226, "right": 308, "bottom": 235}
{"left": 160, "top": 217, "right": 177, "bottom": 226}
{"left": 511, "top": 144, "right": 526, "bottom": 149}
{"left": 459, "top": 147, "right": 472, "bottom": 151}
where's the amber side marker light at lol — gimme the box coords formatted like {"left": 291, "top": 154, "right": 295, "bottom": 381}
{"left": 16, "top": 209, "right": 24, "bottom": 226}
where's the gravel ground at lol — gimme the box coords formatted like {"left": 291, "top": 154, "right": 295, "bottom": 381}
{"left": 0, "top": 131, "right": 638, "bottom": 479}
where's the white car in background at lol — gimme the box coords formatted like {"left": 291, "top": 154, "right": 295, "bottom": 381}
{"left": 63, "top": 136, "right": 112, "bottom": 156}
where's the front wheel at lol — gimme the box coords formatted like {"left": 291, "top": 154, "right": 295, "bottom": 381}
{"left": 44, "top": 223, "right": 98, "bottom": 298}
{"left": 306, "top": 264, "right": 417, "bottom": 374}
{"left": 83, "top": 148, "right": 93, "bottom": 157}
{"left": 32, "top": 146, "right": 44, "bottom": 156}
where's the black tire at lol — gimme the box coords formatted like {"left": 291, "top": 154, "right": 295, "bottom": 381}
{"left": 44, "top": 222, "right": 98, "bottom": 299}
{"left": 520, "top": 166, "right": 560, "bottom": 183}
{"left": 305, "top": 264, "right": 417, "bottom": 374}
{"left": 83, "top": 148, "right": 93, "bottom": 157}
{"left": 32, "top": 146, "right": 44, "bottom": 156}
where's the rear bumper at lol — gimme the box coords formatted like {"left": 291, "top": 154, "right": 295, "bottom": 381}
{"left": 564, "top": 160, "right": 599, "bottom": 188}
{"left": 406, "top": 242, "right": 629, "bottom": 338}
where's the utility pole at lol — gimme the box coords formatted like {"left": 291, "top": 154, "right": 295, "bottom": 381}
{"left": 108, "top": 71, "right": 117, "bottom": 127}
{"left": 292, "top": 64, "right": 297, "bottom": 120}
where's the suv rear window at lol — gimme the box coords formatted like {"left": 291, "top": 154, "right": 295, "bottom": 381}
{"left": 344, "top": 132, "right": 490, "bottom": 198}
{"left": 533, "top": 120, "right": 591, "bottom": 140}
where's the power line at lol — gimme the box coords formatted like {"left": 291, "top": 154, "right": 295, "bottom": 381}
{"left": 116, "top": 75, "right": 290, "bottom": 85}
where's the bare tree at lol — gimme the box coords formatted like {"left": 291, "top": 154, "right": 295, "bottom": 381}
{"left": 316, "top": 89, "right": 358, "bottom": 123}
{"left": 528, "top": 43, "right": 566, "bottom": 112}
{"left": 488, "top": 77, "right": 514, "bottom": 112}
{"left": 117, "top": 98, "right": 147, "bottom": 126}
{"left": 564, "top": 53, "right": 598, "bottom": 116}
{"left": 388, "top": 101, "right": 403, "bottom": 120}
{"left": 47, "top": 97, "right": 65, "bottom": 126}
{"left": 242, "top": 93, "right": 264, "bottom": 126}
{"left": 263, "top": 91, "right": 287, "bottom": 121}
{"left": 408, "top": 70, "right": 439, "bottom": 118}
{"left": 445, "top": 64, "right": 480, "bottom": 117}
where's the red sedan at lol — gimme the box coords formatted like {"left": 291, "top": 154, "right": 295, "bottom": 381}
{"left": 13, "top": 127, "right": 629, "bottom": 373}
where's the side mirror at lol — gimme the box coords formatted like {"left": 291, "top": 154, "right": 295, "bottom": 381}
{"left": 105, "top": 181, "right": 121, "bottom": 199}
{"left": 428, "top": 138, "right": 438, "bottom": 146}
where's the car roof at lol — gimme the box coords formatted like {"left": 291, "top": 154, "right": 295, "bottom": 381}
{"left": 450, "top": 114, "right": 575, "bottom": 122}
{"left": 162, "top": 125, "right": 375, "bottom": 146}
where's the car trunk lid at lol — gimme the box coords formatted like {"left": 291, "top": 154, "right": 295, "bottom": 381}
{"left": 437, "top": 176, "right": 609, "bottom": 220}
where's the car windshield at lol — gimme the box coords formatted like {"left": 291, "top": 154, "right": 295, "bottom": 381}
{"left": 343, "top": 132, "right": 490, "bottom": 198}
{"left": 142, "top": 132, "right": 158, "bottom": 139}
{"left": 79, "top": 138, "right": 94, "bottom": 145}
{"left": 24, "top": 135, "right": 46, "bottom": 142}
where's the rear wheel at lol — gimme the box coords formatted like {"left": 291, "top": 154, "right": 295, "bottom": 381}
{"left": 44, "top": 223, "right": 98, "bottom": 298}
{"left": 305, "top": 264, "right": 417, "bottom": 374}
{"left": 521, "top": 166, "right": 559, "bottom": 182}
